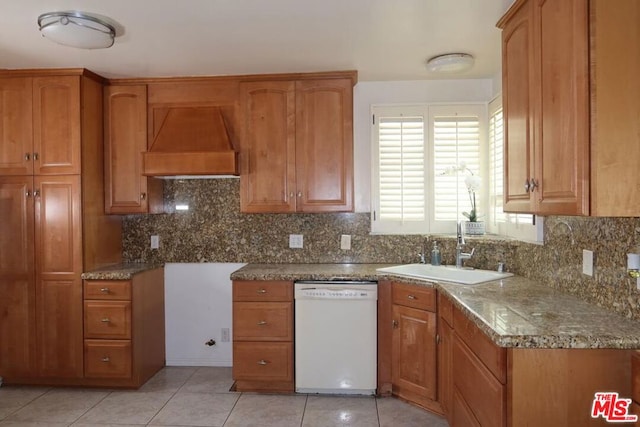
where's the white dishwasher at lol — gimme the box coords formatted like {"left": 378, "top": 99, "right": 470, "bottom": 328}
{"left": 294, "top": 280, "right": 377, "bottom": 395}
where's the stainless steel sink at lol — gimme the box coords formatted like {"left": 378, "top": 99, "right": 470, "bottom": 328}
{"left": 376, "top": 263, "right": 513, "bottom": 285}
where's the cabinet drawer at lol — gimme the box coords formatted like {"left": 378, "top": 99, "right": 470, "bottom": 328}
{"left": 84, "top": 301, "right": 132, "bottom": 339}
{"left": 438, "top": 291, "right": 453, "bottom": 326}
{"left": 233, "top": 281, "right": 293, "bottom": 302}
{"left": 633, "top": 351, "right": 640, "bottom": 403}
{"left": 84, "top": 339, "right": 132, "bottom": 379}
{"left": 84, "top": 280, "right": 131, "bottom": 300}
{"left": 233, "top": 302, "right": 292, "bottom": 341}
{"left": 233, "top": 342, "right": 293, "bottom": 382}
{"left": 453, "top": 336, "right": 505, "bottom": 427}
{"left": 392, "top": 283, "right": 436, "bottom": 312}
{"left": 453, "top": 304, "right": 506, "bottom": 384}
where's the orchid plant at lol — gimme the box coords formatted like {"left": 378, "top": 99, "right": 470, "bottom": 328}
{"left": 440, "top": 161, "right": 482, "bottom": 222}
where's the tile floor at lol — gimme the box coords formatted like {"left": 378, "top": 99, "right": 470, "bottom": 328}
{"left": 0, "top": 367, "right": 449, "bottom": 426}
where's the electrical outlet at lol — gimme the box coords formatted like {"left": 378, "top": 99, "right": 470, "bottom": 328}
{"left": 289, "top": 234, "right": 303, "bottom": 249}
{"left": 582, "top": 249, "right": 594, "bottom": 276}
{"left": 150, "top": 235, "right": 160, "bottom": 249}
{"left": 340, "top": 234, "right": 351, "bottom": 250}
{"left": 221, "top": 328, "right": 230, "bottom": 342}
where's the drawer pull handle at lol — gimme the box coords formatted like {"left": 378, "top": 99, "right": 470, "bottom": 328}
{"left": 100, "top": 287, "right": 110, "bottom": 293}
{"left": 257, "top": 289, "right": 267, "bottom": 294}
{"left": 257, "top": 320, "right": 267, "bottom": 325}
{"left": 257, "top": 359, "right": 268, "bottom": 365}
{"left": 101, "top": 356, "right": 110, "bottom": 362}
{"left": 407, "top": 295, "right": 416, "bottom": 300}
{"left": 101, "top": 318, "right": 111, "bottom": 323}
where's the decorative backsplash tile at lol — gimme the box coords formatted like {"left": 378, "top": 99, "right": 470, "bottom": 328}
{"left": 122, "top": 179, "right": 640, "bottom": 320}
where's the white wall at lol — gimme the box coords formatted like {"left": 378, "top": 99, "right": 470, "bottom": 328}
{"left": 165, "top": 263, "right": 246, "bottom": 366}
{"left": 353, "top": 79, "right": 494, "bottom": 212}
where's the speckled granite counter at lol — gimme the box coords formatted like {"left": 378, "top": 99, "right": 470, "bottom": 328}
{"left": 81, "top": 263, "right": 164, "bottom": 280}
{"left": 232, "top": 263, "right": 640, "bottom": 350}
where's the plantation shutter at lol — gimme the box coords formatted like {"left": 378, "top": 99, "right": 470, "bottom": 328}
{"left": 489, "top": 108, "right": 507, "bottom": 224}
{"left": 433, "top": 116, "right": 481, "bottom": 221}
{"left": 377, "top": 116, "right": 426, "bottom": 222}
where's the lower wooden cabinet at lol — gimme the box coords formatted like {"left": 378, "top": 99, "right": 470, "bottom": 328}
{"left": 437, "top": 293, "right": 454, "bottom": 425}
{"left": 232, "top": 280, "right": 294, "bottom": 392}
{"left": 82, "top": 267, "right": 165, "bottom": 387}
{"left": 390, "top": 282, "right": 440, "bottom": 413}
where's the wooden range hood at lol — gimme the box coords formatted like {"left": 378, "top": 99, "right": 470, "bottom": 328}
{"left": 143, "top": 106, "right": 239, "bottom": 176}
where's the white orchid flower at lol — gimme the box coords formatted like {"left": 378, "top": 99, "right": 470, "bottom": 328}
{"left": 465, "top": 174, "right": 481, "bottom": 191}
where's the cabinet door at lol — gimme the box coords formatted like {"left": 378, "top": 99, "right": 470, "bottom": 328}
{"left": 533, "top": 0, "right": 589, "bottom": 215}
{"left": 240, "top": 81, "right": 296, "bottom": 213}
{"left": 0, "top": 177, "right": 36, "bottom": 377}
{"left": 501, "top": 0, "right": 535, "bottom": 213}
{"left": 392, "top": 304, "right": 437, "bottom": 402}
{"left": 0, "top": 78, "right": 33, "bottom": 176}
{"left": 34, "top": 175, "right": 83, "bottom": 378}
{"left": 104, "top": 85, "right": 163, "bottom": 214}
{"left": 33, "top": 76, "right": 81, "bottom": 175}
{"left": 295, "top": 79, "right": 353, "bottom": 212}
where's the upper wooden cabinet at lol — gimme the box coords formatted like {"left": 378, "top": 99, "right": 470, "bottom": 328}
{"left": 0, "top": 76, "right": 81, "bottom": 176}
{"left": 499, "top": 0, "right": 640, "bottom": 216}
{"left": 240, "top": 75, "right": 355, "bottom": 213}
{"left": 103, "top": 85, "right": 163, "bottom": 214}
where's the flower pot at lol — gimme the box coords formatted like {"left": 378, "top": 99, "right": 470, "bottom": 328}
{"left": 464, "top": 221, "right": 485, "bottom": 235}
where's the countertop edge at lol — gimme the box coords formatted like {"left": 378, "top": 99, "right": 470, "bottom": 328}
{"left": 81, "top": 263, "right": 164, "bottom": 280}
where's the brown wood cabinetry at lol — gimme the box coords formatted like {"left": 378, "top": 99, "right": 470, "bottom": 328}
{"left": 239, "top": 75, "right": 355, "bottom": 213}
{"left": 499, "top": 0, "right": 640, "bottom": 216}
{"left": 390, "top": 283, "right": 440, "bottom": 412}
{"left": 0, "top": 76, "right": 81, "bottom": 176}
{"left": 0, "top": 69, "right": 122, "bottom": 385}
{"left": 82, "top": 268, "right": 165, "bottom": 387}
{"left": 232, "top": 280, "right": 294, "bottom": 392}
{"left": 437, "top": 292, "right": 454, "bottom": 426}
{"left": 104, "top": 85, "right": 163, "bottom": 214}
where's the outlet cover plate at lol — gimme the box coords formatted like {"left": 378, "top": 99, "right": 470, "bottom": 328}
{"left": 340, "top": 234, "right": 351, "bottom": 250}
{"left": 582, "top": 249, "right": 594, "bottom": 276}
{"left": 289, "top": 234, "right": 303, "bottom": 249}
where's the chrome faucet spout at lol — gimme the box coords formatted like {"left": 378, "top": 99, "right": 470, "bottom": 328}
{"left": 456, "top": 221, "right": 473, "bottom": 268}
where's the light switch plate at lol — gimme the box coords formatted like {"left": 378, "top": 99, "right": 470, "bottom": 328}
{"left": 340, "top": 234, "right": 351, "bottom": 250}
{"left": 582, "top": 249, "right": 594, "bottom": 276}
{"left": 289, "top": 234, "right": 303, "bottom": 249}
{"left": 150, "top": 235, "right": 160, "bottom": 249}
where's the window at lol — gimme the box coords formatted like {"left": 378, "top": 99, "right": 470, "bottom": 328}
{"left": 486, "top": 95, "right": 541, "bottom": 242}
{"left": 371, "top": 104, "right": 486, "bottom": 234}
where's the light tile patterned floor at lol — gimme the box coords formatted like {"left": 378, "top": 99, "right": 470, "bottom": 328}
{"left": 0, "top": 367, "right": 449, "bottom": 426}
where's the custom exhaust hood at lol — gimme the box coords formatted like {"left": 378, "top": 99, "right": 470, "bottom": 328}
{"left": 143, "top": 106, "right": 239, "bottom": 177}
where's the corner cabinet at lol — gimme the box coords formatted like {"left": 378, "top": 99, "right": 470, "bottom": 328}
{"left": 499, "top": 0, "right": 640, "bottom": 217}
{"left": 0, "top": 69, "right": 122, "bottom": 384}
{"left": 239, "top": 73, "right": 355, "bottom": 213}
{"left": 232, "top": 280, "right": 294, "bottom": 392}
{"left": 104, "top": 85, "right": 164, "bottom": 214}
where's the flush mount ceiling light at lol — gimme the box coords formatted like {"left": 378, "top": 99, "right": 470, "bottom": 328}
{"left": 38, "top": 11, "right": 115, "bottom": 49}
{"left": 426, "top": 53, "right": 475, "bottom": 73}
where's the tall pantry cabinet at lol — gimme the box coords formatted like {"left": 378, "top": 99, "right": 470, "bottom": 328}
{"left": 0, "top": 69, "right": 122, "bottom": 383}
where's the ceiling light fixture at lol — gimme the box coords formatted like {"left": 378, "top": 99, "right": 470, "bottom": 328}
{"left": 38, "top": 11, "right": 115, "bottom": 49}
{"left": 426, "top": 53, "right": 475, "bottom": 73}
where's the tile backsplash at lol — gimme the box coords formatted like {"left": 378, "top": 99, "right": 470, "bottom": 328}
{"left": 123, "top": 179, "right": 640, "bottom": 320}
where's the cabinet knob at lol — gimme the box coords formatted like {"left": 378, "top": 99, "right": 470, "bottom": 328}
{"left": 101, "top": 318, "right": 111, "bottom": 323}
{"left": 25, "top": 153, "right": 30, "bottom": 161}
{"left": 257, "top": 359, "right": 268, "bottom": 365}
{"left": 257, "top": 289, "right": 267, "bottom": 294}
{"left": 407, "top": 295, "right": 416, "bottom": 300}
{"left": 257, "top": 320, "right": 267, "bottom": 326}
{"left": 392, "top": 320, "right": 398, "bottom": 329}
{"left": 26, "top": 190, "right": 31, "bottom": 197}
{"left": 33, "top": 153, "right": 39, "bottom": 161}
{"left": 289, "top": 192, "right": 294, "bottom": 198}
{"left": 524, "top": 179, "right": 530, "bottom": 193}
{"left": 297, "top": 191, "right": 302, "bottom": 198}
{"left": 33, "top": 189, "right": 40, "bottom": 197}
{"left": 530, "top": 178, "right": 539, "bottom": 192}
{"left": 140, "top": 192, "right": 147, "bottom": 200}
{"left": 101, "top": 356, "right": 110, "bottom": 362}
{"left": 100, "top": 287, "right": 110, "bottom": 293}
{"left": 436, "top": 334, "right": 441, "bottom": 344}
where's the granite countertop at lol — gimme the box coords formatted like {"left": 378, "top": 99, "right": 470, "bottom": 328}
{"left": 81, "top": 263, "right": 164, "bottom": 280}
{"left": 231, "top": 263, "right": 640, "bottom": 350}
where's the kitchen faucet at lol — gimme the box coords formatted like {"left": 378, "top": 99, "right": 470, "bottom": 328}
{"left": 456, "top": 221, "right": 475, "bottom": 268}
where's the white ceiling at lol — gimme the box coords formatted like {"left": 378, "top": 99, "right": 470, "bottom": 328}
{"left": 0, "top": 0, "right": 511, "bottom": 81}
